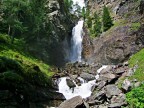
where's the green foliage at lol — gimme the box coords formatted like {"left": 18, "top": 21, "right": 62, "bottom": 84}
{"left": 86, "top": 16, "right": 92, "bottom": 28}
{"left": 130, "top": 22, "right": 141, "bottom": 31}
{"left": 82, "top": 7, "right": 86, "bottom": 20}
{"left": 93, "top": 12, "right": 102, "bottom": 37}
{"left": 0, "top": 0, "right": 28, "bottom": 42}
{"left": 64, "top": 0, "right": 73, "bottom": 12}
{"left": 0, "top": 34, "right": 54, "bottom": 88}
{"left": 128, "top": 48, "right": 144, "bottom": 82}
{"left": 102, "top": 5, "right": 113, "bottom": 32}
{"left": 126, "top": 84, "right": 144, "bottom": 108}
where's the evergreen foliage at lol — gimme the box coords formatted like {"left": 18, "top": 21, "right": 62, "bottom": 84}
{"left": 93, "top": 12, "right": 102, "bottom": 37}
{"left": 102, "top": 5, "right": 113, "bottom": 32}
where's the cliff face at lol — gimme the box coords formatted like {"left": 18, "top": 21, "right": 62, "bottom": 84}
{"left": 27, "top": 0, "right": 74, "bottom": 67}
{"left": 83, "top": 0, "right": 144, "bottom": 64}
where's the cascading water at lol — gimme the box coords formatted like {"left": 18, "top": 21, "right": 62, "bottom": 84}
{"left": 70, "top": 20, "right": 84, "bottom": 62}
{"left": 58, "top": 0, "right": 101, "bottom": 100}
{"left": 69, "top": 0, "right": 85, "bottom": 62}
{"left": 58, "top": 66, "right": 108, "bottom": 100}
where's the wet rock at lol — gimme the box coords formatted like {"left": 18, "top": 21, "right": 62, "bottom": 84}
{"left": 105, "top": 85, "right": 122, "bottom": 98}
{"left": 58, "top": 96, "right": 89, "bottom": 108}
{"left": 122, "top": 79, "right": 131, "bottom": 91}
{"left": 66, "top": 78, "right": 76, "bottom": 89}
{"left": 80, "top": 72, "right": 95, "bottom": 81}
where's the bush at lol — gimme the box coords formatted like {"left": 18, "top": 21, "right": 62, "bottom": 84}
{"left": 102, "top": 5, "right": 113, "bottom": 32}
{"left": 126, "top": 84, "right": 144, "bottom": 108}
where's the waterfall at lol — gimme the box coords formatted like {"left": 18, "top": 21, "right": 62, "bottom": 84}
{"left": 70, "top": 20, "right": 84, "bottom": 62}
{"left": 69, "top": 0, "right": 85, "bottom": 62}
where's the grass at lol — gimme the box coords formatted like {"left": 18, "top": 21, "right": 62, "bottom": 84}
{"left": 0, "top": 34, "right": 54, "bottom": 87}
{"left": 128, "top": 48, "right": 144, "bottom": 82}
{"left": 130, "top": 22, "right": 141, "bottom": 31}
{"left": 117, "top": 48, "right": 144, "bottom": 89}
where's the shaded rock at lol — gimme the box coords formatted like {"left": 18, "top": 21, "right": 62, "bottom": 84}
{"left": 108, "top": 103, "right": 122, "bottom": 108}
{"left": 110, "top": 93, "right": 126, "bottom": 104}
{"left": 93, "top": 91, "right": 106, "bottom": 101}
{"left": 115, "top": 67, "right": 125, "bottom": 74}
{"left": 122, "top": 79, "right": 131, "bottom": 91}
{"left": 58, "top": 96, "right": 89, "bottom": 108}
{"left": 66, "top": 78, "right": 76, "bottom": 89}
{"left": 105, "top": 85, "right": 121, "bottom": 98}
{"left": 97, "top": 81, "right": 107, "bottom": 90}
{"left": 80, "top": 72, "right": 95, "bottom": 81}
{"left": 98, "top": 73, "right": 117, "bottom": 83}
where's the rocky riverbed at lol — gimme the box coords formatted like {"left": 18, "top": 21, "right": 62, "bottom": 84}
{"left": 52, "top": 61, "right": 141, "bottom": 108}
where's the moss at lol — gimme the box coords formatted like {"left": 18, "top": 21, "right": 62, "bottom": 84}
{"left": 128, "top": 48, "right": 144, "bottom": 82}
{"left": 0, "top": 34, "right": 54, "bottom": 88}
{"left": 130, "top": 22, "right": 141, "bottom": 31}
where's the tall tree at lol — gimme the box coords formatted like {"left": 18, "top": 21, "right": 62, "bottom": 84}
{"left": 1, "top": 0, "right": 28, "bottom": 43}
{"left": 93, "top": 12, "right": 102, "bottom": 37}
{"left": 102, "top": 5, "right": 113, "bottom": 32}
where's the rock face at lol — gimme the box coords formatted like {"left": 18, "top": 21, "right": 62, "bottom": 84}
{"left": 59, "top": 96, "right": 89, "bottom": 108}
{"left": 27, "top": 0, "right": 74, "bottom": 67}
{"left": 83, "top": 0, "right": 144, "bottom": 64}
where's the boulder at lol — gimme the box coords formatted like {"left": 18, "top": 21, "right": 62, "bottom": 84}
{"left": 100, "top": 65, "right": 114, "bottom": 74}
{"left": 115, "top": 67, "right": 125, "bottom": 74}
{"left": 97, "top": 81, "right": 107, "bottom": 90}
{"left": 105, "top": 85, "right": 122, "bottom": 98}
{"left": 98, "top": 73, "right": 117, "bottom": 83}
{"left": 58, "top": 96, "right": 89, "bottom": 108}
{"left": 122, "top": 79, "right": 131, "bottom": 91}
{"left": 66, "top": 78, "right": 76, "bottom": 89}
{"left": 108, "top": 103, "right": 122, "bottom": 108}
{"left": 110, "top": 93, "right": 126, "bottom": 105}
{"left": 80, "top": 72, "right": 95, "bottom": 81}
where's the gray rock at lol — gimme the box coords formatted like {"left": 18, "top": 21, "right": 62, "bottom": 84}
{"left": 99, "top": 73, "right": 116, "bottom": 83}
{"left": 92, "top": 90, "right": 106, "bottom": 102}
{"left": 105, "top": 85, "right": 122, "bottom": 98}
{"left": 122, "top": 79, "right": 131, "bottom": 91}
{"left": 58, "top": 96, "right": 89, "bottom": 108}
{"left": 100, "top": 65, "right": 114, "bottom": 74}
{"left": 115, "top": 67, "right": 125, "bottom": 74}
{"left": 80, "top": 72, "right": 95, "bottom": 81}
{"left": 97, "top": 81, "right": 107, "bottom": 90}
{"left": 66, "top": 78, "right": 76, "bottom": 89}
{"left": 110, "top": 93, "right": 126, "bottom": 104}
{"left": 126, "top": 68, "right": 134, "bottom": 76}
{"left": 134, "top": 82, "right": 141, "bottom": 87}
{"left": 108, "top": 103, "right": 122, "bottom": 108}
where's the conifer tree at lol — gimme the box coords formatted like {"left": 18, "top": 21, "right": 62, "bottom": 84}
{"left": 93, "top": 12, "right": 102, "bottom": 37}
{"left": 102, "top": 5, "right": 113, "bottom": 32}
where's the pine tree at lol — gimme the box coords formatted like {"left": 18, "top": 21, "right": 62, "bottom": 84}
{"left": 93, "top": 12, "right": 102, "bottom": 37}
{"left": 102, "top": 5, "right": 113, "bottom": 32}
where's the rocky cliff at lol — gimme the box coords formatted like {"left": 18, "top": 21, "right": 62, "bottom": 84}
{"left": 83, "top": 0, "right": 144, "bottom": 64}
{"left": 26, "top": 0, "right": 74, "bottom": 67}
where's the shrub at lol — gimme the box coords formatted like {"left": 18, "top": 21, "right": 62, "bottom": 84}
{"left": 126, "top": 84, "right": 144, "bottom": 108}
